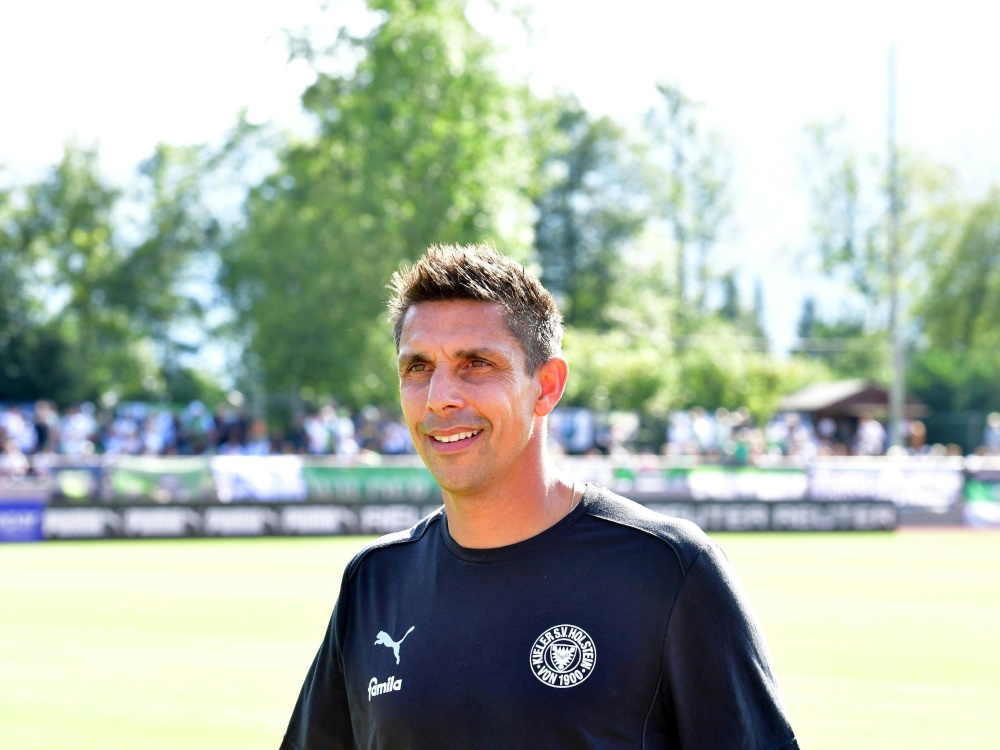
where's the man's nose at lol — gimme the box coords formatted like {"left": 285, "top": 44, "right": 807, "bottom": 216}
{"left": 426, "top": 367, "right": 464, "bottom": 412}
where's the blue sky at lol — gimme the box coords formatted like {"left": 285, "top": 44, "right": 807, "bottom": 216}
{"left": 3, "top": 0, "right": 998, "bottom": 355}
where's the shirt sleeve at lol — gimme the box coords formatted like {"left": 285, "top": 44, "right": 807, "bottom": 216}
{"left": 280, "top": 584, "right": 356, "bottom": 750}
{"left": 662, "top": 540, "right": 799, "bottom": 750}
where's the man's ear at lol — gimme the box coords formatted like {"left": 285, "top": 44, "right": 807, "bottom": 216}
{"left": 534, "top": 357, "right": 568, "bottom": 417}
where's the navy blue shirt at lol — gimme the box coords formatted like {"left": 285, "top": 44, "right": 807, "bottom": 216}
{"left": 281, "top": 485, "right": 799, "bottom": 749}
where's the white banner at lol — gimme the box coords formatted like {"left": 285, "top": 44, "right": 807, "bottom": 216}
{"left": 209, "top": 455, "right": 307, "bottom": 502}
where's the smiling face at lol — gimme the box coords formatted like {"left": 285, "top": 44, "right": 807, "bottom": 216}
{"left": 397, "top": 300, "right": 561, "bottom": 499}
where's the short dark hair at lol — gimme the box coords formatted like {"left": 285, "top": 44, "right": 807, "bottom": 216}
{"left": 387, "top": 243, "right": 564, "bottom": 373}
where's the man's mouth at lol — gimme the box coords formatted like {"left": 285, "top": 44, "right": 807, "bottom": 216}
{"left": 431, "top": 430, "right": 481, "bottom": 443}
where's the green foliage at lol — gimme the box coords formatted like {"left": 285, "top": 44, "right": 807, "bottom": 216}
{"left": 797, "top": 119, "right": 1000, "bottom": 424}
{"left": 909, "top": 188, "right": 1000, "bottom": 411}
{"left": 800, "top": 119, "right": 957, "bottom": 321}
{"left": 124, "top": 144, "right": 219, "bottom": 343}
{"left": 529, "top": 95, "right": 644, "bottom": 329}
{"left": 0, "top": 320, "right": 76, "bottom": 402}
{"left": 3, "top": 7, "right": 765, "bottom": 420}
{"left": 562, "top": 318, "right": 828, "bottom": 426}
{"left": 908, "top": 347, "right": 1000, "bottom": 414}
{"left": 801, "top": 119, "right": 878, "bottom": 297}
{"left": 0, "top": 142, "right": 220, "bottom": 405}
{"left": 718, "top": 272, "right": 766, "bottom": 342}
{"left": 792, "top": 296, "right": 890, "bottom": 382}
{"left": 642, "top": 83, "right": 733, "bottom": 312}
{"left": 904, "top": 189, "right": 1000, "bottom": 418}
{"left": 549, "top": 83, "right": 762, "bottom": 427}
{"left": 562, "top": 328, "right": 679, "bottom": 415}
{"left": 162, "top": 364, "right": 227, "bottom": 408}
{"left": 673, "top": 322, "right": 831, "bottom": 421}
{"left": 916, "top": 189, "right": 1000, "bottom": 353}
{"left": 1, "top": 144, "right": 139, "bottom": 402}
{"left": 220, "top": 0, "right": 533, "bottom": 408}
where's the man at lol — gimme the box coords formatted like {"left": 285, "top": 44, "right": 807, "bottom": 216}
{"left": 853, "top": 411, "right": 886, "bottom": 456}
{"left": 281, "top": 244, "right": 798, "bottom": 749}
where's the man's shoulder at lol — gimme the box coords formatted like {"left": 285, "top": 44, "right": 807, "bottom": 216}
{"left": 583, "top": 484, "right": 714, "bottom": 573}
{"left": 344, "top": 505, "right": 444, "bottom": 580}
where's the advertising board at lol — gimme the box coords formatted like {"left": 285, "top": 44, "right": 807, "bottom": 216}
{"left": 964, "top": 467, "right": 1000, "bottom": 526}
{"left": 0, "top": 481, "right": 51, "bottom": 542}
{"left": 36, "top": 498, "right": 896, "bottom": 539}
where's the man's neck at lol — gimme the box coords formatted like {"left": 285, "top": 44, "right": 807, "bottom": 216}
{"left": 441, "top": 461, "right": 576, "bottom": 549}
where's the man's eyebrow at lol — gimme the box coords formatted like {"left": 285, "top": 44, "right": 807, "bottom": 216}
{"left": 452, "top": 347, "right": 510, "bottom": 362}
{"left": 397, "top": 352, "right": 428, "bottom": 371}
{"left": 397, "top": 347, "right": 510, "bottom": 369}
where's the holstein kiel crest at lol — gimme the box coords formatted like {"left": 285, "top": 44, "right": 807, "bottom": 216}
{"left": 530, "top": 624, "right": 596, "bottom": 688}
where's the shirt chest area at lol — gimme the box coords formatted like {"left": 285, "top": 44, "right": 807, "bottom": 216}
{"left": 340, "top": 543, "right": 672, "bottom": 734}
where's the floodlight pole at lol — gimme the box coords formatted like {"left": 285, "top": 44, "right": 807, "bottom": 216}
{"left": 887, "top": 44, "right": 905, "bottom": 449}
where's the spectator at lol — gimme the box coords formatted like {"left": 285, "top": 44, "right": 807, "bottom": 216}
{"left": 334, "top": 406, "right": 360, "bottom": 455}
{"left": 244, "top": 418, "right": 272, "bottom": 455}
{"left": 379, "top": 413, "right": 413, "bottom": 455}
{"left": 907, "top": 420, "right": 928, "bottom": 455}
{"left": 1, "top": 406, "right": 36, "bottom": 454}
{"left": 218, "top": 420, "right": 249, "bottom": 454}
{"left": 713, "top": 408, "right": 734, "bottom": 452}
{"left": 690, "top": 407, "right": 715, "bottom": 453}
{"left": 816, "top": 416, "right": 837, "bottom": 447}
{"left": 780, "top": 413, "right": 819, "bottom": 461}
{"left": 142, "top": 409, "right": 176, "bottom": 455}
{"left": 282, "top": 414, "right": 308, "bottom": 454}
{"left": 60, "top": 403, "right": 98, "bottom": 455}
{"left": 103, "top": 416, "right": 142, "bottom": 455}
{"left": 179, "top": 400, "right": 214, "bottom": 454}
{"left": 0, "top": 432, "right": 30, "bottom": 477}
{"left": 303, "top": 407, "right": 332, "bottom": 454}
{"left": 33, "top": 400, "right": 59, "bottom": 453}
{"left": 983, "top": 412, "right": 1000, "bottom": 456}
{"left": 853, "top": 411, "right": 886, "bottom": 456}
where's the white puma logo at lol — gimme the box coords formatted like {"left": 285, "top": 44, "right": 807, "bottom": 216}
{"left": 374, "top": 626, "right": 415, "bottom": 664}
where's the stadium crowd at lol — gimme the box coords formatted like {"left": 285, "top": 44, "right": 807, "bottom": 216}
{"left": 664, "top": 407, "right": 924, "bottom": 463}
{"left": 0, "top": 399, "right": 413, "bottom": 472}
{"left": 2, "top": 398, "right": 999, "bottom": 478}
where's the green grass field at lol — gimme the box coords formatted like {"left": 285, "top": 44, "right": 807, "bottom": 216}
{"left": 1, "top": 529, "right": 998, "bottom": 749}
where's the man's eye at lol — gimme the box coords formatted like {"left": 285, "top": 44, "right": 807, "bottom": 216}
{"left": 407, "top": 363, "right": 428, "bottom": 373}
{"left": 469, "top": 359, "right": 488, "bottom": 368}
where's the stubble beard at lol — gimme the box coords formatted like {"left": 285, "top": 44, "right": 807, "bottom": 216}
{"left": 435, "top": 422, "right": 541, "bottom": 501}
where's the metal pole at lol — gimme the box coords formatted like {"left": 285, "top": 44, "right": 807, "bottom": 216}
{"left": 887, "top": 44, "right": 905, "bottom": 450}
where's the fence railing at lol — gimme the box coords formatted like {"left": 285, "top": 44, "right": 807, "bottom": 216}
{"left": 3, "top": 453, "right": 998, "bottom": 510}
{"left": 5, "top": 454, "right": 999, "bottom": 540}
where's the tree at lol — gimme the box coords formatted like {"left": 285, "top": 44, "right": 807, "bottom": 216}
{"left": 909, "top": 189, "right": 1000, "bottom": 416}
{"left": 0, "top": 178, "right": 76, "bottom": 401}
{"left": 798, "top": 118, "right": 1000, "bottom": 448}
{"left": 219, "top": 0, "right": 534, "bottom": 410}
{"left": 798, "top": 117, "right": 966, "bottom": 444}
{"left": 6, "top": 144, "right": 146, "bottom": 402}
{"left": 674, "top": 324, "right": 831, "bottom": 422}
{"left": 529, "top": 95, "right": 644, "bottom": 329}
{"left": 799, "top": 118, "right": 955, "bottom": 328}
{"left": 800, "top": 120, "right": 878, "bottom": 302}
{"left": 917, "top": 189, "right": 1000, "bottom": 353}
{"left": 718, "top": 272, "right": 766, "bottom": 342}
{"left": 122, "top": 145, "right": 219, "bottom": 353}
{"left": 561, "top": 328, "right": 680, "bottom": 416}
{"left": 791, "top": 295, "right": 890, "bottom": 381}
{"left": 641, "top": 83, "right": 732, "bottom": 316}
{"left": 0, "top": 142, "right": 220, "bottom": 404}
